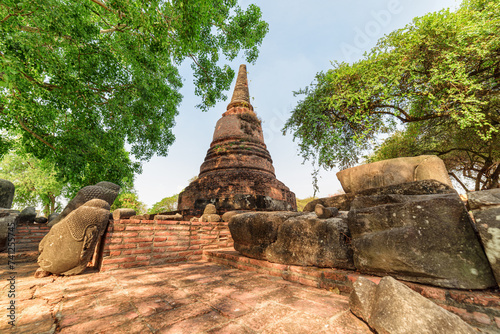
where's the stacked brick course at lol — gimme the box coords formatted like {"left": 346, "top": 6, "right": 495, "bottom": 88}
{"left": 204, "top": 249, "right": 500, "bottom": 333}
{"left": 14, "top": 223, "right": 50, "bottom": 252}
{"left": 99, "top": 219, "right": 233, "bottom": 271}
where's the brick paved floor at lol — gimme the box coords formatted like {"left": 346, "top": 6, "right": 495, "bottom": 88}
{"left": 1, "top": 261, "right": 373, "bottom": 334}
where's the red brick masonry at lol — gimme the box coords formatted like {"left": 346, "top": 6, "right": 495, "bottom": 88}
{"left": 15, "top": 223, "right": 51, "bottom": 252}
{"left": 99, "top": 219, "right": 234, "bottom": 271}
{"left": 204, "top": 249, "right": 500, "bottom": 333}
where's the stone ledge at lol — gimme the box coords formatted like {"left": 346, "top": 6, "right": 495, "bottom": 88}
{"left": 203, "top": 249, "right": 500, "bottom": 333}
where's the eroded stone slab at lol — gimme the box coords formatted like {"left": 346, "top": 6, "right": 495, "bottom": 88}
{"left": 348, "top": 194, "right": 496, "bottom": 289}
{"left": 230, "top": 211, "right": 354, "bottom": 269}
{"left": 112, "top": 208, "right": 136, "bottom": 220}
{"left": 469, "top": 189, "right": 500, "bottom": 210}
{"left": 349, "top": 277, "right": 377, "bottom": 321}
{"left": 472, "top": 207, "right": 500, "bottom": 286}
{"left": 350, "top": 276, "right": 478, "bottom": 334}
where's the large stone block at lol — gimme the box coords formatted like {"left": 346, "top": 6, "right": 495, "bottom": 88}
{"left": 468, "top": 188, "right": 500, "bottom": 210}
{"left": 229, "top": 212, "right": 302, "bottom": 259}
{"left": 350, "top": 276, "right": 477, "bottom": 334}
{"left": 348, "top": 193, "right": 496, "bottom": 289}
{"left": 303, "top": 180, "right": 456, "bottom": 212}
{"left": 265, "top": 214, "right": 355, "bottom": 269}
{"left": 38, "top": 199, "right": 110, "bottom": 275}
{"left": 471, "top": 206, "right": 500, "bottom": 286}
{"left": 337, "top": 155, "right": 453, "bottom": 194}
{"left": 112, "top": 208, "right": 136, "bottom": 220}
{"left": 48, "top": 181, "right": 120, "bottom": 227}
{"left": 229, "top": 211, "right": 354, "bottom": 269}
{"left": 16, "top": 206, "right": 36, "bottom": 224}
{"left": 0, "top": 179, "right": 15, "bottom": 209}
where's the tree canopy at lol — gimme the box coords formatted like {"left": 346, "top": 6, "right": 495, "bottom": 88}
{"left": 0, "top": 146, "right": 64, "bottom": 216}
{"left": 149, "top": 193, "right": 178, "bottom": 214}
{"left": 0, "top": 0, "right": 268, "bottom": 195}
{"left": 283, "top": 0, "right": 499, "bottom": 190}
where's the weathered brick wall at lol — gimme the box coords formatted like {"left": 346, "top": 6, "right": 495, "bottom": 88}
{"left": 204, "top": 249, "right": 500, "bottom": 333}
{"left": 14, "top": 223, "right": 50, "bottom": 252}
{"left": 99, "top": 219, "right": 233, "bottom": 271}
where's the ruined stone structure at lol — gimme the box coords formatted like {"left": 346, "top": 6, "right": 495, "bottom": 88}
{"left": 178, "top": 65, "right": 296, "bottom": 215}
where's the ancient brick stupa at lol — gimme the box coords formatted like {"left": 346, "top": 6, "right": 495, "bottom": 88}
{"left": 178, "top": 64, "right": 296, "bottom": 215}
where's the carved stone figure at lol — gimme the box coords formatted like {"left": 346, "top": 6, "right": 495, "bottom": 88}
{"left": 38, "top": 199, "right": 110, "bottom": 275}
{"left": 48, "top": 181, "right": 120, "bottom": 227}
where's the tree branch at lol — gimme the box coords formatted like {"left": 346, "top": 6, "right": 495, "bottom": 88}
{"left": 1, "top": 9, "right": 33, "bottom": 23}
{"left": 15, "top": 117, "right": 57, "bottom": 152}
{"left": 19, "top": 26, "right": 40, "bottom": 33}
{"left": 375, "top": 104, "right": 412, "bottom": 121}
{"left": 188, "top": 53, "right": 209, "bottom": 77}
{"left": 89, "top": 0, "right": 112, "bottom": 12}
{"left": 21, "top": 72, "right": 61, "bottom": 91}
{"left": 100, "top": 23, "right": 128, "bottom": 34}
{"left": 449, "top": 172, "right": 470, "bottom": 193}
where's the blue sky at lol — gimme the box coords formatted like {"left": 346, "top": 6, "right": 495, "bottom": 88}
{"left": 134, "top": 0, "right": 460, "bottom": 208}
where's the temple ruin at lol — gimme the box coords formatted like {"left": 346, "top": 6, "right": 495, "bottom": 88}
{"left": 177, "top": 64, "right": 296, "bottom": 215}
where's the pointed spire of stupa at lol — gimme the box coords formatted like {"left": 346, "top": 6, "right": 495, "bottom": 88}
{"left": 227, "top": 64, "right": 253, "bottom": 111}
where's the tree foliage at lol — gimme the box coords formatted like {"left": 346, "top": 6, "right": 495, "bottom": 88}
{"left": 0, "top": 0, "right": 268, "bottom": 194}
{"left": 149, "top": 193, "right": 179, "bottom": 214}
{"left": 0, "top": 147, "right": 65, "bottom": 216}
{"left": 283, "top": 0, "right": 499, "bottom": 190}
{"left": 110, "top": 190, "right": 147, "bottom": 214}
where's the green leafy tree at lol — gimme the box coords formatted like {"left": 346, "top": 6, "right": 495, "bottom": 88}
{"left": 0, "top": 0, "right": 268, "bottom": 194}
{"left": 110, "top": 190, "right": 147, "bottom": 215}
{"left": 0, "top": 148, "right": 65, "bottom": 216}
{"left": 283, "top": 0, "right": 499, "bottom": 190}
{"left": 149, "top": 193, "right": 179, "bottom": 214}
